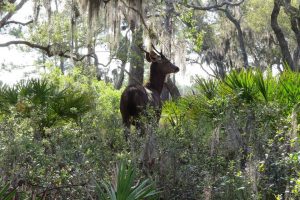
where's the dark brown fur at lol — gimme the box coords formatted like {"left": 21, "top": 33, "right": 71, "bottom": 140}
{"left": 120, "top": 50, "right": 179, "bottom": 140}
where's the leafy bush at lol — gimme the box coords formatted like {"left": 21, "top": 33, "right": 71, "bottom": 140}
{"left": 1, "top": 68, "right": 300, "bottom": 199}
{"left": 0, "top": 68, "right": 125, "bottom": 198}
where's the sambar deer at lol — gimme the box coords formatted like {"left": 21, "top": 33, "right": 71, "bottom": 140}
{"left": 120, "top": 45, "right": 179, "bottom": 140}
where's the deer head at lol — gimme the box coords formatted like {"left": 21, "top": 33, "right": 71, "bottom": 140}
{"left": 143, "top": 45, "right": 179, "bottom": 75}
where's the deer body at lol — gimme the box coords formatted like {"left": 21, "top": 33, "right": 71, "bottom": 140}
{"left": 120, "top": 49, "right": 179, "bottom": 140}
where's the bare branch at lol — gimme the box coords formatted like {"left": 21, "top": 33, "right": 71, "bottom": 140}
{"left": 0, "top": 40, "right": 81, "bottom": 61}
{"left": 4, "top": 20, "right": 33, "bottom": 26}
{"left": 117, "top": 65, "right": 142, "bottom": 85}
{"left": 97, "top": 57, "right": 117, "bottom": 68}
{"left": 181, "top": 0, "right": 245, "bottom": 11}
{"left": 0, "top": 0, "right": 29, "bottom": 28}
{"left": 187, "top": 57, "right": 217, "bottom": 78}
{"left": 0, "top": 40, "right": 50, "bottom": 54}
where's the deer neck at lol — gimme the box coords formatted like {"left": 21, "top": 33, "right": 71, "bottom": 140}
{"left": 145, "top": 63, "right": 166, "bottom": 94}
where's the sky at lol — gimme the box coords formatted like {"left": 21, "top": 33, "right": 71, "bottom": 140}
{"left": 0, "top": 0, "right": 37, "bottom": 85}
{"left": 0, "top": 0, "right": 208, "bottom": 88}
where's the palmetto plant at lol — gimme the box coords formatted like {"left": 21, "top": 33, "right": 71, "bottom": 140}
{"left": 0, "top": 85, "right": 18, "bottom": 114}
{"left": 253, "top": 70, "right": 269, "bottom": 102}
{"left": 0, "top": 184, "right": 16, "bottom": 200}
{"left": 195, "top": 77, "right": 218, "bottom": 100}
{"left": 50, "top": 89, "right": 93, "bottom": 121}
{"left": 223, "top": 69, "right": 257, "bottom": 103}
{"left": 97, "top": 161, "right": 159, "bottom": 200}
{"left": 278, "top": 70, "right": 300, "bottom": 105}
{"left": 18, "top": 79, "right": 55, "bottom": 105}
{"left": 0, "top": 78, "right": 93, "bottom": 125}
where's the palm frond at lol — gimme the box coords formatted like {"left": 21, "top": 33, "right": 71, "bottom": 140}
{"left": 195, "top": 77, "right": 218, "bottom": 100}
{"left": 97, "top": 160, "right": 159, "bottom": 200}
{"left": 0, "top": 184, "right": 16, "bottom": 200}
{"left": 223, "top": 70, "right": 257, "bottom": 103}
{"left": 254, "top": 70, "right": 269, "bottom": 102}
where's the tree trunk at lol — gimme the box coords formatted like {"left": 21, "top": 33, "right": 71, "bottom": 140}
{"left": 114, "top": 61, "right": 126, "bottom": 89}
{"left": 160, "top": 0, "right": 173, "bottom": 101}
{"left": 271, "top": 0, "right": 295, "bottom": 71}
{"left": 165, "top": 77, "right": 180, "bottom": 100}
{"left": 293, "top": 47, "right": 300, "bottom": 69}
{"left": 87, "top": 43, "right": 93, "bottom": 66}
{"left": 115, "top": 36, "right": 129, "bottom": 89}
{"left": 60, "top": 57, "right": 65, "bottom": 74}
{"left": 223, "top": 9, "right": 249, "bottom": 69}
{"left": 161, "top": 86, "right": 170, "bottom": 101}
{"left": 129, "top": 26, "right": 144, "bottom": 85}
{"left": 216, "top": 61, "right": 226, "bottom": 80}
{"left": 160, "top": 0, "right": 181, "bottom": 100}
{"left": 284, "top": 0, "right": 300, "bottom": 70}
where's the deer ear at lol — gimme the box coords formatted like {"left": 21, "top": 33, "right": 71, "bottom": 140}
{"left": 149, "top": 51, "right": 158, "bottom": 61}
{"left": 146, "top": 52, "right": 152, "bottom": 62}
{"left": 146, "top": 51, "right": 158, "bottom": 62}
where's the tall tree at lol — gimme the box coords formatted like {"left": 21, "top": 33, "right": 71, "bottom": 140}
{"left": 271, "top": 0, "right": 296, "bottom": 71}
{"left": 127, "top": 0, "right": 144, "bottom": 85}
{"left": 182, "top": 0, "right": 249, "bottom": 70}
{"left": 0, "top": 0, "right": 30, "bottom": 29}
{"left": 160, "top": 0, "right": 181, "bottom": 100}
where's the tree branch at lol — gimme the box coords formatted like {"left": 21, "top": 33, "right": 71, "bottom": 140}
{"left": 181, "top": 0, "right": 245, "bottom": 11}
{"left": 0, "top": 40, "right": 50, "bottom": 53}
{"left": 117, "top": 65, "right": 142, "bottom": 85}
{"left": 222, "top": 8, "right": 249, "bottom": 68}
{"left": 0, "top": 0, "right": 29, "bottom": 29}
{"left": 182, "top": 0, "right": 248, "bottom": 69}
{"left": 0, "top": 40, "right": 84, "bottom": 61}
{"left": 271, "top": 0, "right": 295, "bottom": 71}
{"left": 4, "top": 20, "right": 33, "bottom": 26}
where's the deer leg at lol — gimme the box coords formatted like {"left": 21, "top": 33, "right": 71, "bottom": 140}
{"left": 135, "top": 120, "right": 146, "bottom": 137}
{"left": 150, "top": 109, "right": 161, "bottom": 130}
{"left": 122, "top": 117, "right": 131, "bottom": 141}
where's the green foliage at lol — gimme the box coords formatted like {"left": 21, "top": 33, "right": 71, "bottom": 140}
{"left": 222, "top": 70, "right": 257, "bottom": 103}
{"left": 195, "top": 78, "right": 218, "bottom": 100}
{"left": 1, "top": 1, "right": 16, "bottom": 12}
{"left": 0, "top": 78, "right": 93, "bottom": 127}
{"left": 244, "top": 0, "right": 297, "bottom": 34}
{"left": 116, "top": 36, "right": 130, "bottom": 63}
{"left": 0, "top": 67, "right": 124, "bottom": 198}
{"left": 163, "top": 99, "right": 189, "bottom": 128}
{"left": 243, "top": 0, "right": 274, "bottom": 32}
{"left": 27, "top": 12, "right": 77, "bottom": 50}
{"left": 1, "top": 67, "right": 300, "bottom": 199}
{"left": 0, "top": 85, "right": 18, "bottom": 114}
{"left": 253, "top": 70, "right": 270, "bottom": 102}
{"left": 177, "top": 69, "right": 300, "bottom": 199}
{"left": 0, "top": 184, "right": 16, "bottom": 200}
{"left": 97, "top": 161, "right": 158, "bottom": 200}
{"left": 212, "top": 162, "right": 252, "bottom": 200}
{"left": 180, "top": 10, "right": 204, "bottom": 52}
{"left": 278, "top": 70, "right": 300, "bottom": 105}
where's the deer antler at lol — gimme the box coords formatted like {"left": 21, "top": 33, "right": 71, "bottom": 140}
{"left": 138, "top": 44, "right": 149, "bottom": 54}
{"left": 151, "top": 44, "right": 163, "bottom": 56}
